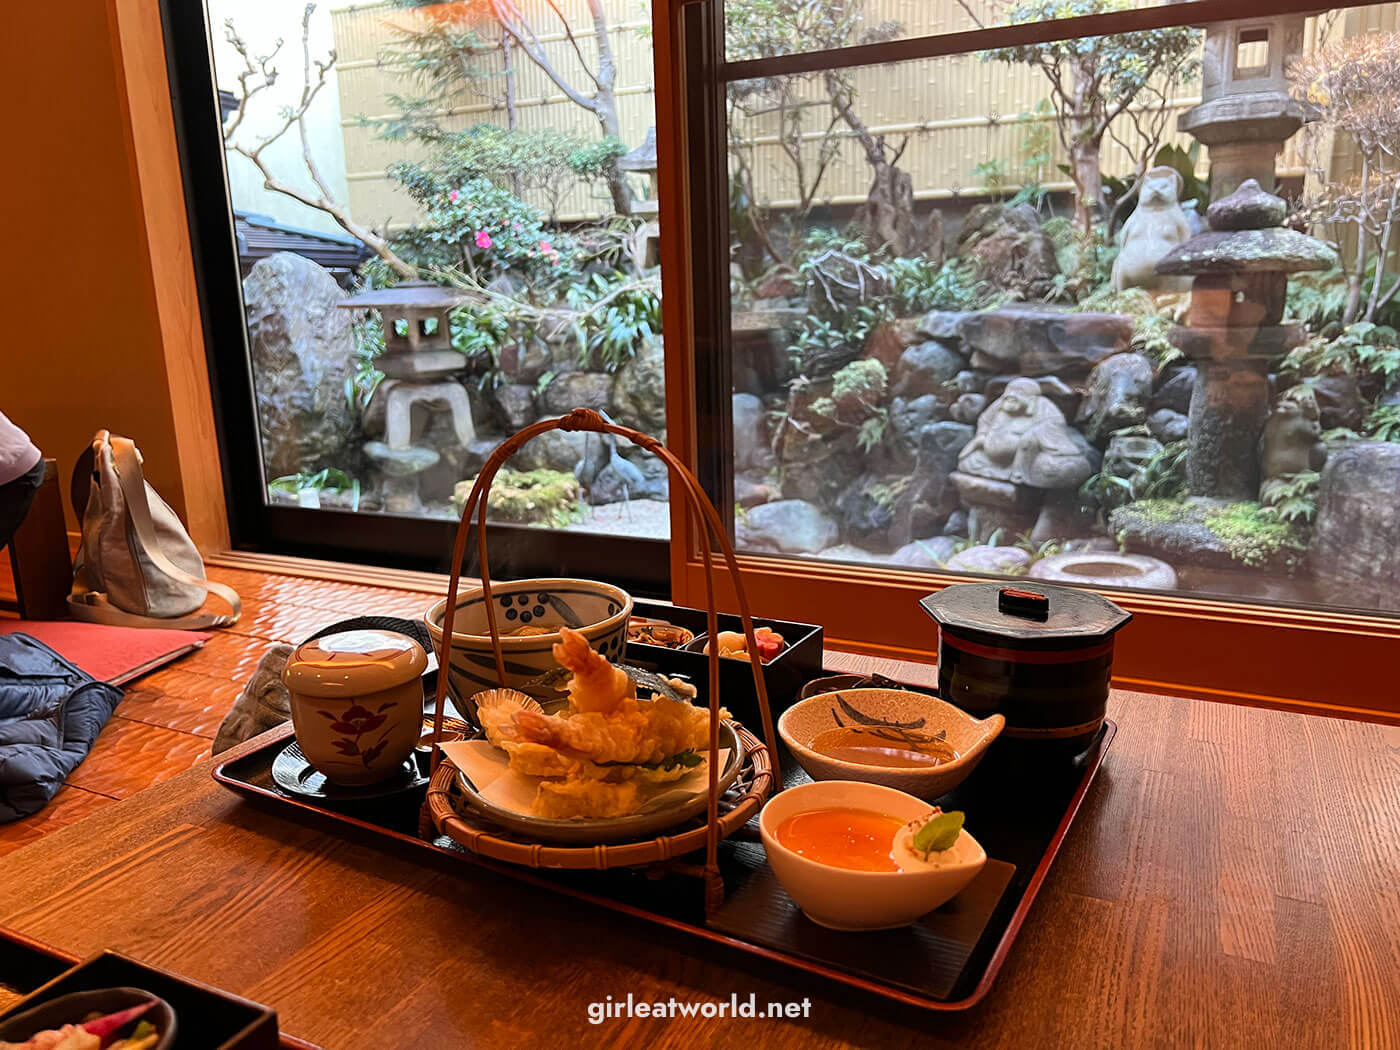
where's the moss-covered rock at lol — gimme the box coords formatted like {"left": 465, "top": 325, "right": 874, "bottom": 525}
{"left": 1110, "top": 497, "right": 1307, "bottom": 572}
{"left": 453, "top": 468, "right": 582, "bottom": 528}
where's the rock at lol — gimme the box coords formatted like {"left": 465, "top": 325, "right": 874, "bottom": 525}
{"left": 906, "top": 422, "right": 975, "bottom": 538}
{"left": 1148, "top": 408, "right": 1190, "bottom": 443}
{"left": 1259, "top": 401, "right": 1325, "bottom": 478}
{"left": 463, "top": 436, "right": 504, "bottom": 476}
{"left": 958, "top": 203, "right": 1059, "bottom": 300}
{"left": 955, "top": 370, "right": 987, "bottom": 394}
{"left": 892, "top": 341, "right": 965, "bottom": 398}
{"left": 813, "top": 545, "right": 902, "bottom": 565}
{"left": 863, "top": 318, "right": 921, "bottom": 370}
{"left": 540, "top": 371, "right": 613, "bottom": 416}
{"left": 516, "top": 429, "right": 588, "bottom": 474}
{"left": 1032, "top": 375, "right": 1081, "bottom": 419}
{"left": 951, "top": 393, "right": 987, "bottom": 425}
{"left": 1312, "top": 443, "right": 1400, "bottom": 607}
{"left": 1102, "top": 433, "right": 1163, "bottom": 480}
{"left": 943, "top": 508, "right": 969, "bottom": 537}
{"left": 959, "top": 308, "right": 1132, "bottom": 379}
{"left": 1110, "top": 498, "right": 1304, "bottom": 572}
{"left": 916, "top": 311, "right": 969, "bottom": 341}
{"left": 833, "top": 474, "right": 920, "bottom": 553}
{"left": 1031, "top": 489, "right": 1097, "bottom": 543}
{"left": 805, "top": 251, "right": 890, "bottom": 320}
{"left": 889, "top": 395, "right": 947, "bottom": 467}
{"left": 1029, "top": 551, "right": 1178, "bottom": 590}
{"left": 363, "top": 441, "right": 439, "bottom": 477}
{"left": 1078, "top": 353, "right": 1156, "bottom": 441}
{"left": 490, "top": 384, "right": 537, "bottom": 431}
{"left": 775, "top": 373, "right": 870, "bottom": 505}
{"left": 734, "top": 474, "right": 774, "bottom": 508}
{"left": 736, "top": 499, "right": 839, "bottom": 555}
{"left": 916, "top": 421, "right": 975, "bottom": 476}
{"left": 944, "top": 545, "right": 1032, "bottom": 575}
{"left": 1205, "top": 178, "right": 1288, "bottom": 231}
{"left": 1151, "top": 367, "right": 1197, "bottom": 414}
{"left": 949, "top": 472, "right": 1041, "bottom": 543}
{"left": 498, "top": 339, "right": 554, "bottom": 385}
{"left": 1310, "top": 373, "right": 1363, "bottom": 430}
{"left": 889, "top": 536, "right": 960, "bottom": 568}
{"left": 610, "top": 339, "right": 667, "bottom": 433}
{"left": 958, "top": 378, "right": 1097, "bottom": 490}
{"left": 243, "top": 252, "right": 357, "bottom": 479}
{"left": 733, "top": 393, "right": 775, "bottom": 473}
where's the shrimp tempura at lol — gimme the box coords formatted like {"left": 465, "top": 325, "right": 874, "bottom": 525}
{"left": 552, "top": 626, "right": 634, "bottom": 714}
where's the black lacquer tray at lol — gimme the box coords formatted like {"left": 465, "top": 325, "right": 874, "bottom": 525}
{"left": 0, "top": 929, "right": 319, "bottom": 1049}
{"left": 212, "top": 679, "right": 1114, "bottom": 1012}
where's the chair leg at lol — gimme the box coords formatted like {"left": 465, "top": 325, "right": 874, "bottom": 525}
{"left": 7, "top": 459, "right": 73, "bottom": 620}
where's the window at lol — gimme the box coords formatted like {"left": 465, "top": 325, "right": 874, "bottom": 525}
{"left": 668, "top": 0, "right": 1400, "bottom": 713}
{"left": 1234, "top": 26, "right": 1271, "bottom": 78}
{"left": 164, "top": 0, "right": 671, "bottom": 593}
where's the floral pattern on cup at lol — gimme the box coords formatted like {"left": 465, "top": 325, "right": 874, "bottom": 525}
{"left": 317, "top": 702, "right": 397, "bottom": 769}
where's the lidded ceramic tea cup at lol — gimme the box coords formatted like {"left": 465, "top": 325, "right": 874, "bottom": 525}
{"left": 282, "top": 629, "right": 428, "bottom": 786}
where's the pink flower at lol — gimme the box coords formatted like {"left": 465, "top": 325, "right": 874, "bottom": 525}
{"left": 448, "top": 189, "right": 459, "bottom": 202}
{"left": 474, "top": 230, "right": 492, "bottom": 250}
{"left": 539, "top": 239, "right": 555, "bottom": 256}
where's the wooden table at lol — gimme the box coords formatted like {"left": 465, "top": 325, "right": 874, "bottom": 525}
{"left": 1, "top": 656, "right": 1397, "bottom": 1049}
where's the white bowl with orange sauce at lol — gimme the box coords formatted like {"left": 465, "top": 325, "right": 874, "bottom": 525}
{"left": 759, "top": 780, "right": 987, "bottom": 931}
{"left": 778, "top": 688, "right": 1004, "bottom": 801}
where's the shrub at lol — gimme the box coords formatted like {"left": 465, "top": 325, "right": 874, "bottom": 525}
{"left": 390, "top": 168, "right": 573, "bottom": 282}
{"left": 564, "top": 271, "right": 662, "bottom": 373}
{"left": 453, "top": 468, "right": 582, "bottom": 528}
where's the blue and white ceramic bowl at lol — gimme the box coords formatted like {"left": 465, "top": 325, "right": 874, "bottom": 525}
{"left": 424, "top": 578, "right": 633, "bottom": 718}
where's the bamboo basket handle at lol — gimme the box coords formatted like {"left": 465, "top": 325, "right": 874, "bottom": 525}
{"left": 428, "top": 409, "right": 784, "bottom": 893}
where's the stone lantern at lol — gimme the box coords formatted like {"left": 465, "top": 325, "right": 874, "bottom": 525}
{"left": 1178, "top": 15, "right": 1314, "bottom": 198}
{"left": 620, "top": 127, "right": 659, "bottom": 216}
{"left": 620, "top": 127, "right": 661, "bottom": 269}
{"left": 1156, "top": 179, "right": 1336, "bottom": 499}
{"left": 338, "top": 280, "right": 476, "bottom": 513}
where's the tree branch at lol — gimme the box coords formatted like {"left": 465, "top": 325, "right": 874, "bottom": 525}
{"left": 490, "top": 0, "right": 595, "bottom": 113}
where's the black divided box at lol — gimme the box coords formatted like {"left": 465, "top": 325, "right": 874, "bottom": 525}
{"left": 0, "top": 933, "right": 286, "bottom": 1050}
{"left": 623, "top": 600, "right": 823, "bottom": 727}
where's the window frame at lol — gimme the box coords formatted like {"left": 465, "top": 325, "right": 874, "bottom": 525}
{"left": 657, "top": 0, "right": 1400, "bottom": 721}
{"left": 158, "top": 0, "right": 672, "bottom": 598}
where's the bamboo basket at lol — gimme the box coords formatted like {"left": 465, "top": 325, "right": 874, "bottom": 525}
{"left": 421, "top": 409, "right": 782, "bottom": 914}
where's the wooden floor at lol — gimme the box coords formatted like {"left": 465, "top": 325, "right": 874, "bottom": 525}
{"left": 0, "top": 561, "right": 432, "bottom": 857}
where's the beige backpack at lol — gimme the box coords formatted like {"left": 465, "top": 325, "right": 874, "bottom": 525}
{"left": 68, "top": 430, "right": 240, "bottom": 629}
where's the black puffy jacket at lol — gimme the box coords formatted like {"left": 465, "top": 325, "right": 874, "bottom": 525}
{"left": 0, "top": 634, "right": 121, "bottom": 822}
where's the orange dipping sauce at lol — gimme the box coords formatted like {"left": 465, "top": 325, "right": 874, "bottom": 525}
{"left": 774, "top": 807, "right": 904, "bottom": 872}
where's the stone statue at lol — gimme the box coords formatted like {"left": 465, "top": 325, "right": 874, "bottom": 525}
{"left": 1259, "top": 396, "right": 1326, "bottom": 478}
{"left": 957, "top": 378, "right": 1097, "bottom": 490}
{"left": 1112, "top": 166, "right": 1193, "bottom": 293}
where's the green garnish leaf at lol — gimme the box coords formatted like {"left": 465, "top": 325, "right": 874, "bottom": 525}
{"left": 131, "top": 1022, "right": 156, "bottom": 1040}
{"left": 912, "top": 811, "right": 965, "bottom": 854}
{"left": 663, "top": 749, "right": 704, "bottom": 770}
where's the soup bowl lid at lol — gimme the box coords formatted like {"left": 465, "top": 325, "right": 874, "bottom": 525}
{"left": 920, "top": 581, "right": 1131, "bottom": 650}
{"left": 284, "top": 628, "right": 428, "bottom": 697}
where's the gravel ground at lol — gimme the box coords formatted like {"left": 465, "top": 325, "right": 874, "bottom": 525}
{"left": 561, "top": 498, "right": 673, "bottom": 539}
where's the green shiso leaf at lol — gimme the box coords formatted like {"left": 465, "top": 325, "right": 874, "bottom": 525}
{"left": 912, "top": 810, "right": 965, "bottom": 854}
